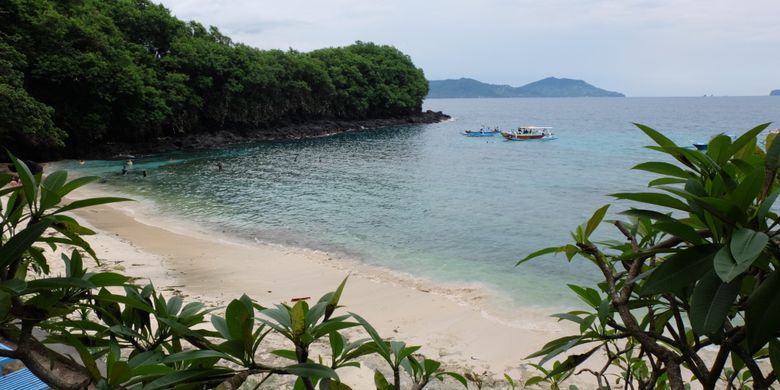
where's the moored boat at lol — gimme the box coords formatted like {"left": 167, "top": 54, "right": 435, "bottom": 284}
{"left": 501, "top": 126, "right": 556, "bottom": 141}
{"left": 463, "top": 128, "right": 501, "bottom": 137}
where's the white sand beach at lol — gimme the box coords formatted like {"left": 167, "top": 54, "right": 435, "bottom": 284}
{"left": 65, "top": 186, "right": 578, "bottom": 388}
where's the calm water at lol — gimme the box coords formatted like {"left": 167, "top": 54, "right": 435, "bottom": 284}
{"left": 56, "top": 97, "right": 780, "bottom": 308}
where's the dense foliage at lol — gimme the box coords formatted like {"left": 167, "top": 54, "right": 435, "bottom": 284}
{"left": 0, "top": 155, "right": 464, "bottom": 389}
{"left": 0, "top": 0, "right": 429, "bottom": 157}
{"left": 522, "top": 124, "right": 780, "bottom": 389}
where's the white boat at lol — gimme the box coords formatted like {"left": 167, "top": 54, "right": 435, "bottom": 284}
{"left": 501, "top": 126, "right": 556, "bottom": 141}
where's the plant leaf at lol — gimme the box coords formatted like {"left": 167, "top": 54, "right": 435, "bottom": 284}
{"left": 689, "top": 271, "right": 739, "bottom": 336}
{"left": 746, "top": 272, "right": 780, "bottom": 352}
{"left": 641, "top": 244, "right": 719, "bottom": 295}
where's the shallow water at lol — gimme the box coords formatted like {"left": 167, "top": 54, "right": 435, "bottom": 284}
{"left": 55, "top": 96, "right": 780, "bottom": 308}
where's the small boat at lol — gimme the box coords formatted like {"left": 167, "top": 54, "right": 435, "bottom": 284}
{"left": 501, "top": 126, "right": 556, "bottom": 141}
{"left": 463, "top": 128, "right": 500, "bottom": 137}
{"left": 691, "top": 134, "right": 736, "bottom": 151}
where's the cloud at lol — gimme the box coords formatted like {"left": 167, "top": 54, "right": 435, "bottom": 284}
{"left": 157, "top": 0, "right": 780, "bottom": 96}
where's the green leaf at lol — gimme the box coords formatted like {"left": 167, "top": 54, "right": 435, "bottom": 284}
{"left": 528, "top": 335, "right": 586, "bottom": 365}
{"left": 9, "top": 153, "right": 37, "bottom": 206}
{"left": 162, "top": 350, "right": 229, "bottom": 363}
{"left": 323, "top": 275, "right": 348, "bottom": 321}
{"left": 583, "top": 205, "right": 609, "bottom": 241}
{"left": 374, "top": 370, "right": 392, "bottom": 390}
{"left": 689, "top": 271, "right": 740, "bottom": 336}
{"left": 619, "top": 208, "right": 675, "bottom": 222}
{"left": 525, "top": 376, "right": 546, "bottom": 386}
{"left": 58, "top": 176, "right": 99, "bottom": 197}
{"left": 769, "top": 339, "right": 780, "bottom": 378}
{"left": 648, "top": 177, "right": 688, "bottom": 187}
{"left": 730, "top": 228, "right": 768, "bottom": 266}
{"left": 713, "top": 246, "right": 747, "bottom": 283}
{"left": 225, "top": 298, "right": 252, "bottom": 340}
{"left": 441, "top": 372, "right": 468, "bottom": 387}
{"left": 690, "top": 196, "right": 742, "bottom": 225}
{"left": 706, "top": 134, "right": 733, "bottom": 165}
{"left": 291, "top": 300, "right": 307, "bottom": 338}
{"left": 329, "top": 332, "right": 345, "bottom": 359}
{"left": 211, "top": 316, "right": 230, "bottom": 339}
{"left": 142, "top": 368, "right": 233, "bottom": 390}
{"left": 517, "top": 245, "right": 575, "bottom": 266}
{"left": 611, "top": 192, "right": 689, "bottom": 212}
{"left": 285, "top": 363, "right": 339, "bottom": 381}
{"left": 272, "top": 349, "right": 299, "bottom": 361}
{"left": 635, "top": 123, "right": 677, "bottom": 148}
{"left": 26, "top": 277, "right": 95, "bottom": 290}
{"left": 567, "top": 285, "right": 600, "bottom": 308}
{"left": 545, "top": 345, "right": 600, "bottom": 379}
{"left": 758, "top": 188, "right": 780, "bottom": 222}
{"left": 633, "top": 162, "right": 690, "bottom": 178}
{"left": 350, "top": 313, "right": 390, "bottom": 360}
{"left": 766, "top": 126, "right": 780, "bottom": 170}
{"left": 641, "top": 244, "right": 719, "bottom": 295}
{"left": 746, "top": 272, "right": 780, "bottom": 352}
{"left": 729, "top": 123, "right": 770, "bottom": 157}
{"left": 731, "top": 167, "right": 764, "bottom": 210}
{"left": 654, "top": 221, "right": 704, "bottom": 244}
{"left": 55, "top": 197, "right": 131, "bottom": 214}
{"left": 0, "top": 218, "right": 53, "bottom": 270}
{"left": 88, "top": 272, "right": 130, "bottom": 287}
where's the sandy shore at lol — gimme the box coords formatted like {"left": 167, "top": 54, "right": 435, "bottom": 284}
{"left": 65, "top": 185, "right": 576, "bottom": 388}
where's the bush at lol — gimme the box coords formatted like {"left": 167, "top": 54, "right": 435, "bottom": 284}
{"left": 521, "top": 123, "right": 780, "bottom": 389}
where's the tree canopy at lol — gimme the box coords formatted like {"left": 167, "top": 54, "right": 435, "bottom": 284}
{"left": 0, "top": 0, "right": 429, "bottom": 158}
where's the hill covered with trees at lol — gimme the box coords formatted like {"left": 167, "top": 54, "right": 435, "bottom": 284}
{"left": 427, "top": 77, "right": 625, "bottom": 98}
{"left": 0, "top": 0, "right": 433, "bottom": 159}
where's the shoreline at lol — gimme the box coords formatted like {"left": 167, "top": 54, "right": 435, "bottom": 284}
{"left": 65, "top": 110, "right": 451, "bottom": 160}
{"left": 67, "top": 184, "right": 577, "bottom": 386}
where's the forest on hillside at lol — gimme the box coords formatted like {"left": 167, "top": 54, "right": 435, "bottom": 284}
{"left": 0, "top": 0, "right": 429, "bottom": 157}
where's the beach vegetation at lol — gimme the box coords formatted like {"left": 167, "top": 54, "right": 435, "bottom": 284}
{"left": 0, "top": 153, "right": 463, "bottom": 389}
{"left": 521, "top": 123, "right": 780, "bottom": 389}
{"left": 0, "top": 0, "right": 429, "bottom": 158}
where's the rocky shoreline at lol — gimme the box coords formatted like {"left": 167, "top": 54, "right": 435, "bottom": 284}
{"left": 83, "top": 110, "right": 450, "bottom": 159}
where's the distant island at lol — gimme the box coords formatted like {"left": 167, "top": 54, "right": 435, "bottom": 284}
{"left": 771, "top": 90, "right": 780, "bottom": 96}
{"left": 427, "top": 77, "right": 625, "bottom": 98}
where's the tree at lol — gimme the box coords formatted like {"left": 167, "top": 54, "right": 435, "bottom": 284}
{"left": 2, "top": 0, "right": 430, "bottom": 156}
{"left": 521, "top": 123, "right": 780, "bottom": 389}
{"left": 0, "top": 155, "right": 465, "bottom": 389}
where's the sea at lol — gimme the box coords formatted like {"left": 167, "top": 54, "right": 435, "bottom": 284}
{"left": 54, "top": 96, "right": 780, "bottom": 309}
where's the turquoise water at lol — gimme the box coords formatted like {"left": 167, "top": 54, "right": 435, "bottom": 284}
{"left": 57, "top": 97, "right": 779, "bottom": 308}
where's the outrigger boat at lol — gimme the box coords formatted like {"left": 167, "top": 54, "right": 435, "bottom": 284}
{"left": 463, "top": 127, "right": 501, "bottom": 137}
{"left": 501, "top": 126, "right": 556, "bottom": 141}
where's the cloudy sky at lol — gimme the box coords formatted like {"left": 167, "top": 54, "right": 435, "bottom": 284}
{"left": 158, "top": 0, "right": 779, "bottom": 97}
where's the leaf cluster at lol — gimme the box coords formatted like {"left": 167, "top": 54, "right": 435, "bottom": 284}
{"left": 0, "top": 155, "right": 465, "bottom": 389}
{"left": 520, "top": 124, "right": 780, "bottom": 389}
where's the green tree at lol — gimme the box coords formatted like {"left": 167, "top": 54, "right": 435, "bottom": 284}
{"left": 521, "top": 124, "right": 780, "bottom": 389}
{"left": 2, "top": 0, "right": 431, "bottom": 157}
{"left": 0, "top": 40, "right": 65, "bottom": 152}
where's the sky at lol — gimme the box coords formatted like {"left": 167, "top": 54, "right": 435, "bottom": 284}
{"left": 157, "top": 0, "right": 780, "bottom": 97}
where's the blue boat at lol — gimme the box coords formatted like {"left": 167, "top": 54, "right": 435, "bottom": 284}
{"left": 463, "top": 129, "right": 500, "bottom": 137}
{"left": 691, "top": 134, "right": 736, "bottom": 151}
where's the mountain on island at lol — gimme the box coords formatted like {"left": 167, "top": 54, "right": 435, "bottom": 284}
{"left": 427, "top": 77, "right": 625, "bottom": 98}
{"left": 771, "top": 90, "right": 780, "bottom": 96}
